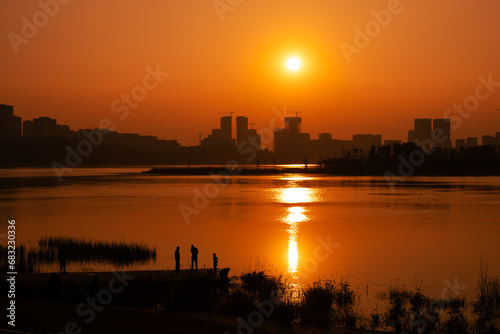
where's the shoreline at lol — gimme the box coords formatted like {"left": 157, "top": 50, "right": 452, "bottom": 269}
{"left": 144, "top": 166, "right": 500, "bottom": 177}
{"left": 0, "top": 165, "right": 499, "bottom": 177}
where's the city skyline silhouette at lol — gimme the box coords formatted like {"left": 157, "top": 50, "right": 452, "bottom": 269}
{"left": 2, "top": 3, "right": 500, "bottom": 146}
{"left": 2, "top": 103, "right": 499, "bottom": 151}
{"left": 2, "top": 1, "right": 500, "bottom": 333}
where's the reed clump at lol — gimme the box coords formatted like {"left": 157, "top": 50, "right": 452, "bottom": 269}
{"left": 1, "top": 236, "right": 156, "bottom": 273}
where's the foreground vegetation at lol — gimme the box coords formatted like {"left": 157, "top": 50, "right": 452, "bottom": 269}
{"left": 220, "top": 266, "right": 499, "bottom": 333}
{"left": 2, "top": 246, "right": 498, "bottom": 333}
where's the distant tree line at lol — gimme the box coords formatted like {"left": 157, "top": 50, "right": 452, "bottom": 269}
{"left": 320, "top": 143, "right": 500, "bottom": 176}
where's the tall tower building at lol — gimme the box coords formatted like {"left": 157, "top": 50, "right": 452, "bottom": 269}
{"left": 220, "top": 116, "right": 232, "bottom": 140}
{"left": 274, "top": 116, "right": 309, "bottom": 158}
{"left": 0, "top": 104, "right": 21, "bottom": 139}
{"left": 413, "top": 118, "right": 432, "bottom": 150}
{"left": 236, "top": 116, "right": 248, "bottom": 147}
{"left": 201, "top": 115, "right": 235, "bottom": 148}
{"left": 284, "top": 117, "right": 301, "bottom": 133}
{"left": 414, "top": 119, "right": 432, "bottom": 142}
{"left": 432, "top": 119, "right": 451, "bottom": 149}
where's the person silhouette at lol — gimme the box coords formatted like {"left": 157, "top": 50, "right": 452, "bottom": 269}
{"left": 58, "top": 246, "right": 67, "bottom": 274}
{"left": 212, "top": 253, "right": 218, "bottom": 273}
{"left": 174, "top": 246, "right": 180, "bottom": 273}
{"left": 190, "top": 245, "right": 198, "bottom": 270}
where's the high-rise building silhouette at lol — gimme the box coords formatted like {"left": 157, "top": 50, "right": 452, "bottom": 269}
{"left": 247, "top": 129, "right": 261, "bottom": 150}
{"left": 23, "top": 117, "right": 56, "bottom": 137}
{"left": 414, "top": 118, "right": 432, "bottom": 144}
{"left": 98, "top": 130, "right": 179, "bottom": 149}
{"left": 236, "top": 116, "right": 261, "bottom": 150}
{"left": 201, "top": 116, "right": 235, "bottom": 148}
{"left": 0, "top": 104, "right": 22, "bottom": 139}
{"left": 284, "top": 117, "right": 301, "bottom": 133}
{"left": 23, "top": 117, "right": 75, "bottom": 138}
{"left": 309, "top": 133, "right": 353, "bottom": 160}
{"left": 456, "top": 139, "right": 466, "bottom": 149}
{"left": 407, "top": 130, "right": 415, "bottom": 143}
{"left": 274, "top": 116, "right": 310, "bottom": 158}
{"left": 220, "top": 116, "right": 232, "bottom": 140}
{"left": 466, "top": 137, "right": 477, "bottom": 147}
{"left": 432, "top": 119, "right": 452, "bottom": 149}
{"left": 236, "top": 116, "right": 248, "bottom": 148}
{"left": 482, "top": 135, "right": 496, "bottom": 146}
{"left": 409, "top": 118, "right": 451, "bottom": 149}
{"left": 318, "top": 133, "right": 332, "bottom": 141}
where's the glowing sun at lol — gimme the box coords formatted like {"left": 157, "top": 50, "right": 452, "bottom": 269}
{"left": 286, "top": 57, "right": 301, "bottom": 71}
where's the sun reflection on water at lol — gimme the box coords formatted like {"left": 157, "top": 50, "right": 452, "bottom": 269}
{"left": 284, "top": 206, "right": 307, "bottom": 276}
{"left": 276, "top": 176, "right": 318, "bottom": 278}
{"left": 288, "top": 234, "right": 299, "bottom": 275}
{"left": 280, "top": 187, "right": 315, "bottom": 204}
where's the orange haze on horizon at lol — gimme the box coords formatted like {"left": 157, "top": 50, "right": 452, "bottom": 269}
{"left": 1, "top": 0, "right": 500, "bottom": 147}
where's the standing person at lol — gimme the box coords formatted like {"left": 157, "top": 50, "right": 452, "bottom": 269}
{"left": 174, "top": 246, "right": 180, "bottom": 273}
{"left": 212, "top": 253, "right": 218, "bottom": 273}
{"left": 190, "top": 245, "right": 198, "bottom": 270}
{"left": 58, "top": 246, "right": 67, "bottom": 274}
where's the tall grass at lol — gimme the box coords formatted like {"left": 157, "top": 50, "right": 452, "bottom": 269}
{"left": 2, "top": 236, "right": 156, "bottom": 273}
{"left": 377, "top": 283, "right": 441, "bottom": 333}
{"left": 473, "top": 254, "right": 500, "bottom": 333}
{"left": 301, "top": 283, "right": 334, "bottom": 326}
{"left": 331, "top": 280, "right": 358, "bottom": 328}
{"left": 438, "top": 297, "right": 468, "bottom": 334}
{"left": 373, "top": 259, "right": 500, "bottom": 334}
{"left": 240, "top": 271, "right": 284, "bottom": 301}
{"left": 299, "top": 279, "right": 359, "bottom": 327}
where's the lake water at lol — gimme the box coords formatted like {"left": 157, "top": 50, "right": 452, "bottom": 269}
{"left": 1, "top": 167, "right": 499, "bottom": 302}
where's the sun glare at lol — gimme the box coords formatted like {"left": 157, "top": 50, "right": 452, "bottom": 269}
{"left": 287, "top": 57, "right": 301, "bottom": 71}
{"left": 288, "top": 236, "right": 298, "bottom": 275}
{"left": 285, "top": 207, "right": 307, "bottom": 276}
{"left": 280, "top": 187, "right": 314, "bottom": 204}
{"left": 277, "top": 186, "right": 317, "bottom": 277}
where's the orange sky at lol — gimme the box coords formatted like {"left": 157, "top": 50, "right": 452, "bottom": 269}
{"left": 1, "top": 0, "right": 500, "bottom": 146}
